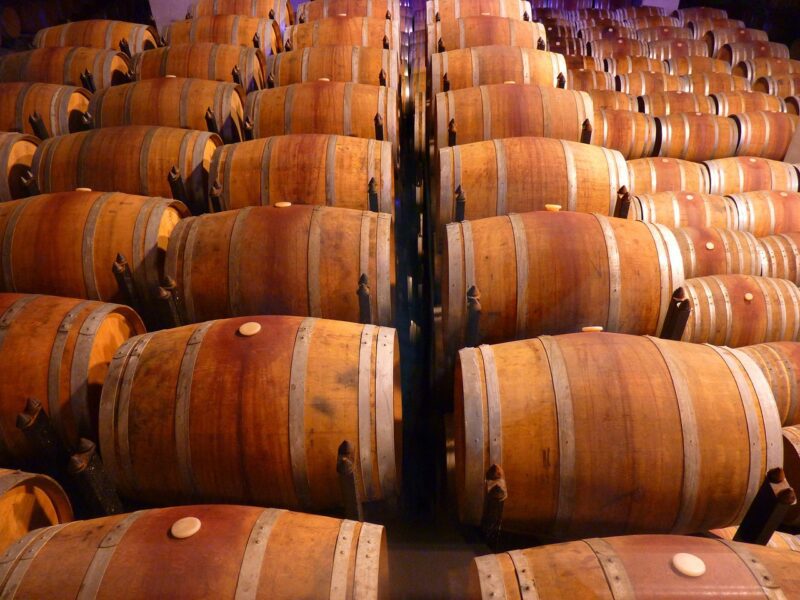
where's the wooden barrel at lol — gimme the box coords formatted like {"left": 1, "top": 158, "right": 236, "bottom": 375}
{"left": 705, "top": 156, "right": 799, "bottom": 194}
{"left": 31, "top": 126, "right": 221, "bottom": 213}
{"left": 637, "top": 26, "right": 692, "bottom": 42}
{"left": 591, "top": 108, "right": 657, "bottom": 159}
{"left": 617, "top": 6, "right": 664, "bottom": 20}
{"left": 455, "top": 332, "right": 780, "bottom": 534}
{"left": 265, "top": 46, "right": 400, "bottom": 89}
{"left": 670, "top": 226, "right": 761, "bottom": 278}
{"left": 667, "top": 55, "right": 730, "bottom": 75}
{"left": 166, "top": 16, "right": 281, "bottom": 54}
{"left": 548, "top": 37, "right": 586, "bottom": 56}
{"left": 718, "top": 42, "right": 791, "bottom": 66}
{"left": 588, "top": 38, "right": 649, "bottom": 58}
{"left": 655, "top": 113, "right": 738, "bottom": 161}
{"left": 165, "top": 204, "right": 394, "bottom": 325}
{"left": 429, "top": 17, "right": 546, "bottom": 56}
{"left": 100, "top": 316, "right": 401, "bottom": 509}
{"left": 543, "top": 24, "right": 573, "bottom": 39}
{"left": 628, "top": 191, "right": 737, "bottom": 229}
{"left": 738, "top": 342, "right": 800, "bottom": 427}
{"left": 470, "top": 535, "right": 799, "bottom": 598}
{"left": 759, "top": 232, "right": 800, "bottom": 285}
{"left": 132, "top": 43, "right": 266, "bottom": 93}
{"left": 732, "top": 57, "right": 800, "bottom": 82}
{"left": 713, "top": 526, "right": 800, "bottom": 550}
{"left": 705, "top": 27, "right": 769, "bottom": 58}
{"left": 244, "top": 82, "right": 398, "bottom": 160}
{"left": 566, "top": 68, "right": 613, "bottom": 91}
{"left": 680, "top": 72, "right": 750, "bottom": 94}
{"left": 434, "top": 84, "right": 592, "bottom": 150}
{"left": 687, "top": 17, "right": 745, "bottom": 40}
{"left": 426, "top": 0, "right": 532, "bottom": 23}
{"left": 730, "top": 190, "right": 800, "bottom": 237}
{"left": 0, "top": 293, "right": 144, "bottom": 462}
{"left": 789, "top": 97, "right": 800, "bottom": 115}
{"left": 88, "top": 77, "right": 245, "bottom": 144}
{"left": 753, "top": 74, "right": 800, "bottom": 97}
{"left": 577, "top": 25, "right": 633, "bottom": 41}
{"left": 639, "top": 91, "right": 715, "bottom": 115}
{"left": 284, "top": 17, "right": 400, "bottom": 52}
{"left": 605, "top": 55, "right": 667, "bottom": 75}
{"left": 209, "top": 134, "right": 394, "bottom": 213}
{"left": 297, "top": 0, "right": 400, "bottom": 23}
{"left": 436, "top": 137, "right": 627, "bottom": 230}
{"left": 783, "top": 426, "right": 800, "bottom": 525}
{"left": 0, "top": 83, "right": 89, "bottom": 138}
{"left": 0, "top": 47, "right": 130, "bottom": 90}
{"left": 0, "top": 191, "right": 188, "bottom": 309}
{"left": 732, "top": 112, "right": 799, "bottom": 160}
{"left": 712, "top": 90, "right": 786, "bottom": 115}
{"left": 681, "top": 274, "right": 800, "bottom": 346}
{"left": 192, "top": 0, "right": 294, "bottom": 28}
{"left": 588, "top": 89, "right": 637, "bottom": 110}
{"left": 429, "top": 46, "right": 565, "bottom": 96}
{"left": 627, "top": 157, "right": 711, "bottom": 194}
{"left": 677, "top": 6, "right": 728, "bottom": 22}
{"left": 563, "top": 55, "right": 602, "bottom": 71}
{"left": 648, "top": 39, "right": 709, "bottom": 61}
{"left": 628, "top": 15, "right": 680, "bottom": 29}
{"left": 33, "top": 19, "right": 158, "bottom": 54}
{"left": 0, "top": 505, "right": 388, "bottom": 599}
{"left": 0, "top": 133, "right": 38, "bottom": 202}
{"left": 443, "top": 212, "right": 684, "bottom": 357}
{"left": 0, "top": 469, "right": 72, "bottom": 554}
{"left": 615, "top": 71, "right": 684, "bottom": 95}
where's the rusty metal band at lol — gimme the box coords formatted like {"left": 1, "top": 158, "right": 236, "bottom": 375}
{"left": 76, "top": 511, "right": 146, "bottom": 600}
{"left": 0, "top": 523, "right": 71, "bottom": 599}
{"left": 229, "top": 16, "right": 241, "bottom": 45}
{"left": 62, "top": 48, "right": 80, "bottom": 93}
{"left": 351, "top": 46, "right": 360, "bottom": 83}
{"left": 493, "top": 139, "right": 507, "bottom": 216}
{"left": 583, "top": 538, "right": 635, "bottom": 600}
{"left": 458, "top": 19, "right": 465, "bottom": 49}
{"left": 478, "top": 86, "right": 492, "bottom": 141}
{"left": 75, "top": 128, "right": 100, "bottom": 191}
{"left": 479, "top": 345, "right": 502, "bottom": 467}
{"left": 379, "top": 140, "right": 392, "bottom": 213}
{"left": 216, "top": 84, "right": 231, "bottom": 139}
{"left": 507, "top": 550, "right": 539, "bottom": 600}
{"left": 12, "top": 83, "right": 30, "bottom": 133}
{"left": 474, "top": 555, "right": 507, "bottom": 600}
{"left": 718, "top": 540, "right": 787, "bottom": 600}
{"left": 306, "top": 206, "right": 323, "bottom": 316}
{"left": 329, "top": 519, "right": 359, "bottom": 600}
{"left": 0, "top": 281, "right": 37, "bottom": 335}
{"left": 1, "top": 199, "right": 28, "bottom": 291}
{"left": 256, "top": 137, "right": 273, "bottom": 207}
{"left": 375, "top": 326, "right": 396, "bottom": 498}
{"left": 521, "top": 48, "right": 532, "bottom": 84}
{"left": 0, "top": 528, "right": 50, "bottom": 590}
{"left": 234, "top": 508, "right": 286, "bottom": 600}
{"left": 289, "top": 317, "right": 315, "bottom": 508}
{"left": 228, "top": 206, "right": 254, "bottom": 316}
{"left": 81, "top": 192, "right": 117, "bottom": 299}
{"left": 360, "top": 18, "right": 368, "bottom": 47}
{"left": 300, "top": 48, "right": 309, "bottom": 81}
{"left": 358, "top": 325, "right": 377, "bottom": 499}
{"left": 376, "top": 213, "right": 392, "bottom": 325}
{"left": 283, "top": 84, "right": 296, "bottom": 134}
{"left": 353, "top": 523, "right": 383, "bottom": 600}
{"left": 135, "top": 127, "right": 158, "bottom": 196}
{"left": 595, "top": 214, "right": 621, "bottom": 332}
{"left": 466, "top": 49, "right": 477, "bottom": 88}
{"left": 648, "top": 336, "right": 700, "bottom": 532}
{"left": 508, "top": 213, "right": 529, "bottom": 337}
{"left": 341, "top": 82, "right": 354, "bottom": 136}
{"left": 539, "top": 336, "right": 576, "bottom": 534}
{"left": 181, "top": 216, "right": 202, "bottom": 323}
{"left": 649, "top": 223, "right": 681, "bottom": 335}
{"left": 54, "top": 86, "right": 70, "bottom": 135}
{"left": 446, "top": 223, "right": 466, "bottom": 350}
{"left": 560, "top": 140, "right": 578, "bottom": 212}
{"left": 0, "top": 472, "right": 36, "bottom": 496}
{"left": 460, "top": 347, "right": 485, "bottom": 524}
{"left": 539, "top": 86, "right": 551, "bottom": 137}
{"left": 751, "top": 276, "right": 774, "bottom": 341}
{"left": 209, "top": 44, "right": 221, "bottom": 80}
{"left": 132, "top": 196, "right": 164, "bottom": 298}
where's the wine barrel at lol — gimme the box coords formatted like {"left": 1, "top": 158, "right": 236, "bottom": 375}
{"left": 429, "top": 17, "right": 546, "bottom": 56}
{"left": 680, "top": 72, "right": 750, "bottom": 94}
{"left": 443, "top": 212, "right": 684, "bottom": 357}
{"left": 637, "top": 26, "right": 692, "bottom": 42}
{"left": 588, "top": 89, "right": 637, "bottom": 110}
{"left": 88, "top": 77, "right": 245, "bottom": 144}
{"left": 165, "top": 204, "right": 394, "bottom": 325}
{"left": 627, "top": 191, "right": 737, "bottom": 229}
{"left": 667, "top": 55, "right": 730, "bottom": 75}
{"left": 733, "top": 57, "right": 800, "bottom": 82}
{"left": 0, "top": 83, "right": 89, "bottom": 138}
{"left": 244, "top": 82, "right": 398, "bottom": 160}
{"left": 191, "top": 0, "right": 294, "bottom": 28}
{"left": 455, "top": 332, "right": 780, "bottom": 535}
{"left": 0, "top": 469, "right": 72, "bottom": 554}
{"left": 566, "top": 68, "right": 613, "bottom": 91}
{"left": 132, "top": 43, "right": 266, "bottom": 92}
{"left": 753, "top": 74, "right": 800, "bottom": 97}
{"left": 648, "top": 39, "right": 709, "bottom": 61}
{"left": 706, "top": 27, "right": 769, "bottom": 58}
{"left": 577, "top": 25, "right": 633, "bottom": 41}
{"left": 627, "top": 157, "right": 711, "bottom": 194}
{"left": 0, "top": 47, "right": 130, "bottom": 89}
{"left": 548, "top": 37, "right": 586, "bottom": 56}
{"left": 789, "top": 97, "right": 800, "bottom": 115}
{"left": 0, "top": 133, "right": 38, "bottom": 202}
{"left": 588, "top": 37, "right": 648, "bottom": 58}
{"left": 712, "top": 90, "right": 786, "bottom": 115}
{"left": 99, "top": 316, "right": 401, "bottom": 509}
{"left": 617, "top": 6, "right": 664, "bottom": 20}
{"left": 429, "top": 46, "right": 565, "bottom": 96}
{"left": 0, "top": 191, "right": 188, "bottom": 309}
{"left": 31, "top": 126, "right": 221, "bottom": 213}
{"left": 426, "top": 0, "right": 532, "bottom": 23}
{"left": 470, "top": 535, "right": 799, "bottom": 598}
{"left": 628, "top": 15, "right": 680, "bottom": 29}
{"left": 604, "top": 55, "right": 667, "bottom": 75}
{"left": 670, "top": 226, "right": 761, "bottom": 278}
{"left": 297, "top": 0, "right": 400, "bottom": 23}
{"left": 718, "top": 42, "right": 791, "bottom": 66}
{"left": 687, "top": 17, "right": 745, "bottom": 40}
{"left": 435, "top": 137, "right": 627, "bottom": 230}
{"left": 0, "top": 293, "right": 144, "bottom": 462}
{"left": 563, "top": 55, "right": 602, "bottom": 71}
{"left": 759, "top": 231, "right": 800, "bottom": 284}
{"left": 655, "top": 113, "right": 738, "bottom": 161}
{"left": 591, "top": 108, "right": 658, "bottom": 159}
{"left": 616, "top": 71, "right": 684, "bottom": 95}
{"left": 639, "top": 91, "right": 716, "bottom": 115}
{"left": 33, "top": 19, "right": 158, "bottom": 54}
{"left": 730, "top": 190, "right": 800, "bottom": 237}
{"left": 166, "top": 16, "right": 281, "bottom": 54}
{"left": 0, "top": 505, "right": 388, "bottom": 599}
{"left": 677, "top": 6, "right": 727, "bottom": 22}
{"left": 543, "top": 23, "right": 573, "bottom": 39}
{"left": 783, "top": 426, "right": 800, "bottom": 525}
{"left": 284, "top": 17, "right": 400, "bottom": 52}
{"left": 705, "top": 156, "right": 799, "bottom": 194}
{"left": 574, "top": 8, "right": 615, "bottom": 21}
{"left": 265, "top": 46, "right": 400, "bottom": 89}
{"left": 732, "top": 112, "right": 799, "bottom": 160}
{"left": 208, "top": 134, "right": 394, "bottom": 213}
{"left": 712, "top": 528, "right": 800, "bottom": 551}
{"left": 738, "top": 342, "right": 800, "bottom": 426}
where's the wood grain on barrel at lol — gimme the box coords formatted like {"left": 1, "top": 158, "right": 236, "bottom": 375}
{"left": 753, "top": 74, "right": 800, "bottom": 97}
{"left": 429, "top": 16, "right": 545, "bottom": 56}
{"left": 566, "top": 68, "right": 613, "bottom": 91}
{"left": 284, "top": 17, "right": 401, "bottom": 52}
{"left": 629, "top": 191, "right": 737, "bottom": 229}
{"left": 706, "top": 27, "right": 769, "bottom": 58}
{"left": 0, "top": 47, "right": 130, "bottom": 89}
{"left": 687, "top": 17, "right": 745, "bottom": 39}
{"left": 192, "top": 0, "right": 295, "bottom": 28}
{"left": 605, "top": 56, "right": 667, "bottom": 76}
{"left": 588, "top": 37, "right": 648, "bottom": 58}
{"left": 426, "top": 0, "right": 532, "bottom": 23}
{"left": 626, "top": 157, "right": 710, "bottom": 194}
{"left": 648, "top": 39, "right": 709, "bottom": 61}
{"left": 591, "top": 109, "right": 658, "bottom": 159}
{"left": 667, "top": 55, "right": 730, "bottom": 76}
{"left": 717, "top": 41, "right": 791, "bottom": 66}
{"left": 637, "top": 26, "right": 692, "bottom": 43}
{"left": 33, "top": 19, "right": 158, "bottom": 54}
{"left": 705, "top": 156, "right": 799, "bottom": 194}
{"left": 0, "top": 132, "right": 37, "bottom": 201}
{"left": 166, "top": 16, "right": 281, "bottom": 54}
{"left": 680, "top": 72, "right": 750, "bottom": 94}
{"left": 730, "top": 190, "right": 800, "bottom": 236}
{"left": 266, "top": 46, "right": 401, "bottom": 89}
{"left": 655, "top": 113, "right": 738, "bottom": 161}
{"left": 639, "top": 91, "right": 715, "bottom": 115}
{"left": 0, "top": 83, "right": 89, "bottom": 138}
{"left": 739, "top": 343, "right": 800, "bottom": 426}
{"left": 297, "top": 0, "right": 401, "bottom": 23}
{"left": 712, "top": 90, "right": 786, "bottom": 115}
{"left": 759, "top": 231, "right": 800, "bottom": 285}
{"left": 670, "top": 226, "right": 761, "bottom": 278}
{"left": 589, "top": 89, "right": 637, "bottom": 110}
{"left": 733, "top": 57, "right": 800, "bottom": 82}
{"left": 616, "top": 71, "right": 684, "bottom": 95}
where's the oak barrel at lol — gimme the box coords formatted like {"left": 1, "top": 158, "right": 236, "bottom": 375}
{"left": 711, "top": 526, "right": 800, "bottom": 550}
{"left": 739, "top": 342, "right": 800, "bottom": 427}
{"left": 429, "top": 17, "right": 546, "bottom": 56}
{"left": 732, "top": 57, "right": 800, "bottom": 82}
{"left": 627, "top": 191, "right": 737, "bottom": 229}
{"left": 670, "top": 226, "right": 761, "bottom": 278}
{"left": 455, "top": 332, "right": 780, "bottom": 535}
{"left": 563, "top": 55, "right": 602, "bottom": 71}
{"left": 33, "top": 19, "right": 158, "bottom": 54}
{"left": 730, "top": 190, "right": 800, "bottom": 237}
{"left": 789, "top": 97, "right": 800, "bottom": 115}
{"left": 648, "top": 39, "right": 709, "bottom": 61}
{"left": 759, "top": 231, "right": 800, "bottom": 285}
{"left": 638, "top": 91, "right": 715, "bottom": 115}
{"left": 0, "top": 47, "right": 130, "bottom": 89}
{"left": 783, "top": 425, "right": 800, "bottom": 525}
{"left": 718, "top": 41, "right": 791, "bottom": 66}
{"left": 666, "top": 55, "right": 730, "bottom": 75}
{"left": 712, "top": 90, "right": 786, "bottom": 115}
{"left": 166, "top": 16, "right": 281, "bottom": 54}
{"left": 265, "top": 46, "right": 400, "bottom": 89}
{"left": 680, "top": 72, "right": 750, "bottom": 94}
{"left": 655, "top": 113, "right": 738, "bottom": 161}
{"left": 31, "top": 126, "right": 221, "bottom": 213}
{"left": 590, "top": 108, "right": 658, "bottom": 159}
{"left": 627, "top": 15, "right": 680, "bottom": 29}
{"left": 0, "top": 133, "right": 38, "bottom": 202}
{"left": 705, "top": 27, "right": 768, "bottom": 57}
{"left": 753, "top": 74, "right": 800, "bottom": 97}
{"left": 687, "top": 17, "right": 745, "bottom": 40}
{"left": 589, "top": 89, "right": 637, "bottom": 110}
{"left": 578, "top": 25, "right": 633, "bottom": 41}
{"left": 191, "top": 0, "right": 295, "bottom": 28}
{"left": 165, "top": 204, "right": 394, "bottom": 325}
{"left": 208, "top": 134, "right": 394, "bottom": 213}
{"left": 0, "top": 293, "right": 144, "bottom": 461}
{"left": 636, "top": 26, "right": 692, "bottom": 43}
{"left": 677, "top": 6, "right": 728, "bottom": 22}
{"left": 588, "top": 37, "right": 648, "bottom": 58}
{"left": 0, "top": 83, "right": 89, "bottom": 138}
{"left": 617, "top": 6, "right": 664, "bottom": 20}
{"left": 0, "top": 469, "right": 72, "bottom": 554}
{"left": 566, "top": 68, "right": 613, "bottom": 91}
{"left": 626, "top": 157, "right": 711, "bottom": 194}
{"left": 297, "top": 0, "right": 401, "bottom": 23}
{"left": 615, "top": 71, "right": 684, "bottom": 95}
{"left": 284, "top": 17, "right": 400, "bottom": 52}
{"left": 705, "top": 156, "right": 799, "bottom": 194}
{"left": 604, "top": 55, "right": 667, "bottom": 76}
{"left": 548, "top": 37, "right": 586, "bottom": 56}
{"left": 0, "top": 505, "right": 388, "bottom": 599}
{"left": 426, "top": 0, "right": 532, "bottom": 23}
